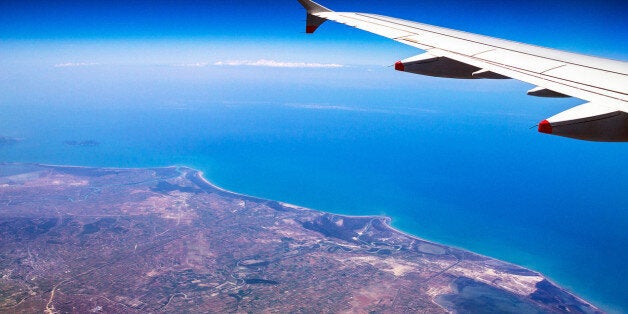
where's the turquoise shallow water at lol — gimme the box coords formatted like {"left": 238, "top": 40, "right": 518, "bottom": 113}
{"left": 0, "top": 65, "right": 626, "bottom": 312}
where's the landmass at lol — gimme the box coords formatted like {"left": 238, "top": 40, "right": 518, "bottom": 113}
{"left": 0, "top": 163, "right": 602, "bottom": 313}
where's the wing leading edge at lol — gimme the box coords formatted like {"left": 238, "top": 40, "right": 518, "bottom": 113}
{"left": 297, "top": 0, "right": 628, "bottom": 142}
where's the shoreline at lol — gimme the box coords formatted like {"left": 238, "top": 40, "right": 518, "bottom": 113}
{"left": 190, "top": 167, "right": 599, "bottom": 311}
{"left": 4, "top": 162, "right": 604, "bottom": 311}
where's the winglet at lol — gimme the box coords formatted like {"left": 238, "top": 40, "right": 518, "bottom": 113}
{"left": 297, "top": 0, "right": 332, "bottom": 33}
{"left": 297, "top": 0, "right": 331, "bottom": 14}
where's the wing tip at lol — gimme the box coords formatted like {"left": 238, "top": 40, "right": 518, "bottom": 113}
{"left": 297, "top": 0, "right": 332, "bottom": 14}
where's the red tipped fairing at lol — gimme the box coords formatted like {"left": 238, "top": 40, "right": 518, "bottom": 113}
{"left": 540, "top": 103, "right": 628, "bottom": 141}
{"left": 394, "top": 61, "right": 404, "bottom": 72}
{"left": 538, "top": 120, "right": 553, "bottom": 134}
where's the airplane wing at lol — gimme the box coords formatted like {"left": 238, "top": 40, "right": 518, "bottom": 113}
{"left": 297, "top": 0, "right": 628, "bottom": 142}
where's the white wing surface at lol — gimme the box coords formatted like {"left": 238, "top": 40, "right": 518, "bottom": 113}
{"left": 297, "top": 0, "right": 628, "bottom": 141}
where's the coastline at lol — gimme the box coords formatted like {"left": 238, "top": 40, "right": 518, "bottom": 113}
{"left": 3, "top": 162, "right": 604, "bottom": 311}
{"left": 189, "top": 166, "right": 599, "bottom": 311}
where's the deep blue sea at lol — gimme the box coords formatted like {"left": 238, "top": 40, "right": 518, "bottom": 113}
{"left": 1, "top": 64, "right": 626, "bottom": 312}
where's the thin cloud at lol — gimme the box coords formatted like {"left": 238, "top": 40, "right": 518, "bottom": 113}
{"left": 214, "top": 59, "right": 343, "bottom": 68}
{"left": 286, "top": 104, "right": 372, "bottom": 112}
{"left": 172, "top": 62, "right": 210, "bottom": 67}
{"left": 54, "top": 62, "right": 99, "bottom": 68}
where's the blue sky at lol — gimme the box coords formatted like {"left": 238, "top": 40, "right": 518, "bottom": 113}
{"left": 2, "top": 0, "right": 627, "bottom": 57}
{"left": 2, "top": 0, "right": 626, "bottom": 96}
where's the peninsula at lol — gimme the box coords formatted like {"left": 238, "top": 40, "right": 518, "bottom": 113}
{"left": 0, "top": 163, "right": 601, "bottom": 313}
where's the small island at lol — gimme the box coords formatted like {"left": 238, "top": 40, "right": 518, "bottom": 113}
{"left": 0, "top": 136, "right": 20, "bottom": 146}
{"left": 0, "top": 163, "right": 601, "bottom": 313}
{"left": 63, "top": 140, "right": 100, "bottom": 147}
